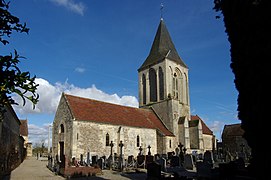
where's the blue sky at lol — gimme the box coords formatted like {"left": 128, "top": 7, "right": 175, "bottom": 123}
{"left": 5, "top": 0, "right": 239, "bottom": 146}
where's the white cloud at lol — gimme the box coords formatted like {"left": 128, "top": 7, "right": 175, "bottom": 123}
{"left": 208, "top": 120, "right": 225, "bottom": 141}
{"left": 50, "top": 0, "right": 86, "bottom": 16}
{"left": 13, "top": 78, "right": 139, "bottom": 115}
{"left": 28, "top": 123, "right": 49, "bottom": 146}
{"left": 75, "top": 67, "right": 85, "bottom": 73}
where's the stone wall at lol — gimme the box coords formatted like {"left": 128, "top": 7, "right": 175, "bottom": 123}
{"left": 72, "top": 121, "right": 157, "bottom": 159}
{"left": 189, "top": 126, "right": 199, "bottom": 149}
{"left": 0, "top": 105, "right": 24, "bottom": 176}
{"left": 202, "top": 134, "right": 213, "bottom": 151}
{"left": 52, "top": 94, "right": 74, "bottom": 161}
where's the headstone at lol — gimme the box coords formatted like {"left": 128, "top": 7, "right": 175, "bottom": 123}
{"left": 87, "top": 152, "right": 90, "bottom": 166}
{"left": 161, "top": 154, "right": 167, "bottom": 159}
{"left": 167, "top": 151, "right": 174, "bottom": 160}
{"left": 146, "top": 155, "right": 154, "bottom": 168}
{"left": 184, "top": 154, "right": 194, "bottom": 170}
{"left": 127, "top": 155, "right": 134, "bottom": 167}
{"left": 159, "top": 157, "right": 167, "bottom": 172}
{"left": 137, "top": 155, "right": 145, "bottom": 168}
{"left": 154, "top": 154, "right": 160, "bottom": 162}
{"left": 138, "top": 146, "right": 143, "bottom": 155}
{"left": 80, "top": 154, "right": 84, "bottom": 165}
{"left": 171, "top": 156, "right": 180, "bottom": 167}
{"left": 97, "top": 158, "right": 104, "bottom": 169}
{"left": 175, "top": 148, "right": 180, "bottom": 156}
{"left": 48, "top": 155, "right": 52, "bottom": 168}
{"left": 147, "top": 145, "right": 151, "bottom": 155}
{"left": 119, "top": 141, "right": 124, "bottom": 171}
{"left": 203, "top": 151, "right": 214, "bottom": 166}
{"left": 196, "top": 161, "right": 213, "bottom": 179}
{"left": 60, "top": 155, "right": 65, "bottom": 168}
{"left": 147, "top": 162, "right": 161, "bottom": 179}
{"left": 198, "top": 153, "right": 203, "bottom": 160}
{"left": 237, "top": 151, "right": 246, "bottom": 161}
{"left": 92, "top": 155, "right": 98, "bottom": 165}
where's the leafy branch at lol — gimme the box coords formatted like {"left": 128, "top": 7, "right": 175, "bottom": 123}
{"left": 0, "top": 0, "right": 39, "bottom": 110}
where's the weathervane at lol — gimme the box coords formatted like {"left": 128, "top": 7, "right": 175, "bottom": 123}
{"left": 160, "top": 2, "right": 164, "bottom": 20}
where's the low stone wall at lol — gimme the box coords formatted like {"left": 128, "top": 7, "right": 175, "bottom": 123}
{"left": 61, "top": 166, "right": 102, "bottom": 178}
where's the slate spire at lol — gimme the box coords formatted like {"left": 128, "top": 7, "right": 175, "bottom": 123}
{"left": 138, "top": 19, "right": 187, "bottom": 71}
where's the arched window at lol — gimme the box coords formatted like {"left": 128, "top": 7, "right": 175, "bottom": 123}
{"left": 60, "top": 124, "right": 64, "bottom": 133}
{"left": 172, "top": 73, "right": 179, "bottom": 99}
{"left": 149, "top": 68, "right": 157, "bottom": 102}
{"left": 159, "top": 67, "right": 164, "bottom": 100}
{"left": 142, "top": 74, "right": 146, "bottom": 105}
{"left": 136, "top": 135, "right": 140, "bottom": 147}
{"left": 106, "top": 133, "right": 110, "bottom": 146}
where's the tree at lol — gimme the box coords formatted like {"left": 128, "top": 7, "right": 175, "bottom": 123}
{"left": 0, "top": 0, "right": 39, "bottom": 109}
{"left": 214, "top": 0, "right": 270, "bottom": 178}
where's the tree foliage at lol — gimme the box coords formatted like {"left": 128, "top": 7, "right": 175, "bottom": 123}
{"left": 0, "top": 0, "right": 39, "bottom": 109}
{"left": 213, "top": 0, "right": 270, "bottom": 178}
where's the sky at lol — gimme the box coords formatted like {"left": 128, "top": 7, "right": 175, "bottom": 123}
{"left": 4, "top": 0, "right": 239, "bottom": 146}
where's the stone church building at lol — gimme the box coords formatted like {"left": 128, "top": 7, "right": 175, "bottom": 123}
{"left": 52, "top": 19, "right": 215, "bottom": 162}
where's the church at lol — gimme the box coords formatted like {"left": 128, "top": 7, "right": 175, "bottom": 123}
{"left": 52, "top": 18, "right": 215, "bottom": 162}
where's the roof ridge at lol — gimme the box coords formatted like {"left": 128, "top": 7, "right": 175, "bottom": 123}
{"left": 64, "top": 93, "right": 140, "bottom": 110}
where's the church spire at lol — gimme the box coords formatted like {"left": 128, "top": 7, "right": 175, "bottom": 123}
{"left": 138, "top": 19, "right": 187, "bottom": 71}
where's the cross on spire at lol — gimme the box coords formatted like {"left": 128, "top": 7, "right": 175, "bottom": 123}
{"left": 160, "top": 3, "right": 164, "bottom": 20}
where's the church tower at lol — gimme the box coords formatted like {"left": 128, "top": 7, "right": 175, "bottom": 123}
{"left": 138, "top": 19, "right": 191, "bottom": 150}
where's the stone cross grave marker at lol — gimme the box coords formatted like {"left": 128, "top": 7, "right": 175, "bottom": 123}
{"left": 147, "top": 145, "right": 151, "bottom": 155}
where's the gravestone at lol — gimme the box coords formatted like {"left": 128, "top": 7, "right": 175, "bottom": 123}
{"left": 171, "top": 156, "right": 180, "bottom": 167}
{"left": 167, "top": 151, "right": 174, "bottom": 160}
{"left": 137, "top": 155, "right": 145, "bottom": 168}
{"left": 48, "top": 155, "right": 52, "bottom": 169}
{"left": 237, "top": 151, "right": 246, "bottom": 161}
{"left": 147, "top": 145, "right": 152, "bottom": 155}
{"left": 161, "top": 154, "right": 167, "bottom": 159}
{"left": 80, "top": 154, "right": 84, "bottom": 165}
{"left": 119, "top": 141, "right": 124, "bottom": 171}
{"left": 147, "top": 162, "right": 161, "bottom": 179}
{"left": 101, "top": 156, "right": 106, "bottom": 169}
{"left": 159, "top": 157, "right": 167, "bottom": 172}
{"left": 146, "top": 155, "right": 154, "bottom": 168}
{"left": 97, "top": 158, "right": 104, "bottom": 169}
{"left": 92, "top": 155, "right": 98, "bottom": 165}
{"left": 196, "top": 161, "right": 213, "bottom": 179}
{"left": 138, "top": 146, "right": 143, "bottom": 155}
{"left": 203, "top": 151, "right": 214, "bottom": 166}
{"left": 127, "top": 155, "right": 134, "bottom": 167}
{"left": 198, "top": 153, "right": 203, "bottom": 160}
{"left": 154, "top": 154, "right": 160, "bottom": 162}
{"left": 87, "top": 152, "right": 90, "bottom": 166}
{"left": 184, "top": 154, "right": 194, "bottom": 170}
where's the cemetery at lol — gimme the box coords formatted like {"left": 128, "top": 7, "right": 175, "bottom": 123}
{"left": 47, "top": 141, "right": 252, "bottom": 179}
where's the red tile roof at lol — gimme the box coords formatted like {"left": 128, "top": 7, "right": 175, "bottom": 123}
{"left": 20, "top": 119, "right": 28, "bottom": 136}
{"left": 64, "top": 94, "right": 174, "bottom": 136}
{"left": 190, "top": 115, "right": 213, "bottom": 135}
